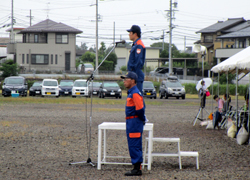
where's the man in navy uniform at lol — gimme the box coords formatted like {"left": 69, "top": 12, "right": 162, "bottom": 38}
{"left": 127, "top": 25, "right": 146, "bottom": 94}
{"left": 121, "top": 71, "right": 146, "bottom": 176}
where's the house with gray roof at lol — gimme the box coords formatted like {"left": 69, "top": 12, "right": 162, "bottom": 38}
{"left": 7, "top": 19, "right": 82, "bottom": 73}
{"left": 215, "top": 21, "right": 250, "bottom": 62}
{"left": 195, "top": 18, "right": 246, "bottom": 65}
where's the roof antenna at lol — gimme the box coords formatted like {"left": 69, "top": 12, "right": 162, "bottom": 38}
{"left": 46, "top": 2, "right": 50, "bottom": 19}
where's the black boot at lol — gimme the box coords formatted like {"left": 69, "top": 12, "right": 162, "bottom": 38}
{"left": 125, "top": 163, "right": 142, "bottom": 176}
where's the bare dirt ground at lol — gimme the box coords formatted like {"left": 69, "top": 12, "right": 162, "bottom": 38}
{"left": 0, "top": 97, "right": 249, "bottom": 180}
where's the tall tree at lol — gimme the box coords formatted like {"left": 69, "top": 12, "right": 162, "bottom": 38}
{"left": 99, "top": 42, "right": 106, "bottom": 57}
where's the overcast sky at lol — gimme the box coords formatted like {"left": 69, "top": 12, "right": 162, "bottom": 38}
{"left": 1, "top": 0, "right": 250, "bottom": 51}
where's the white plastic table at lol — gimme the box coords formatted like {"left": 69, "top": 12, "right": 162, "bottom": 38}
{"left": 97, "top": 122, "right": 154, "bottom": 170}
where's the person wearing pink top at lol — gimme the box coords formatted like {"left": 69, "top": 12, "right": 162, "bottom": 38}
{"left": 213, "top": 95, "right": 224, "bottom": 129}
{"left": 213, "top": 95, "right": 224, "bottom": 112}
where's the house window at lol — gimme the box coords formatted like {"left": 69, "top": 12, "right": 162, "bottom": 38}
{"left": 55, "top": 54, "right": 58, "bottom": 64}
{"left": 51, "top": 54, "right": 53, "bottom": 64}
{"left": 23, "top": 34, "right": 26, "bottom": 43}
{"left": 238, "top": 39, "right": 246, "bottom": 48}
{"left": 22, "top": 54, "right": 25, "bottom": 64}
{"left": 204, "top": 35, "right": 213, "bottom": 43}
{"left": 26, "top": 54, "right": 29, "bottom": 64}
{"left": 40, "top": 33, "right": 47, "bottom": 43}
{"left": 31, "top": 54, "right": 49, "bottom": 64}
{"left": 34, "top": 34, "right": 39, "bottom": 43}
{"left": 56, "top": 33, "right": 68, "bottom": 44}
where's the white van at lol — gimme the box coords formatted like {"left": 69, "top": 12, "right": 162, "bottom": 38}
{"left": 72, "top": 79, "right": 89, "bottom": 98}
{"left": 41, "top": 79, "right": 59, "bottom": 98}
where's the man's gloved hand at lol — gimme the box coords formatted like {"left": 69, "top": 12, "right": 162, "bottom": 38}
{"left": 143, "top": 115, "right": 149, "bottom": 125}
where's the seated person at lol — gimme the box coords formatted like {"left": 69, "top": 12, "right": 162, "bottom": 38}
{"left": 214, "top": 95, "right": 224, "bottom": 113}
{"left": 222, "top": 93, "right": 231, "bottom": 115}
{"left": 213, "top": 95, "right": 225, "bottom": 129}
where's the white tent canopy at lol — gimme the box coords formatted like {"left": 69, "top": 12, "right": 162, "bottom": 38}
{"left": 211, "top": 46, "right": 250, "bottom": 73}
{"left": 236, "top": 54, "right": 250, "bottom": 70}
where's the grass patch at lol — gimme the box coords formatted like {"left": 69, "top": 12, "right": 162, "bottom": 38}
{"left": 0, "top": 120, "right": 19, "bottom": 127}
{"left": 0, "top": 94, "right": 163, "bottom": 106}
{"left": 0, "top": 92, "right": 244, "bottom": 106}
{"left": 95, "top": 108, "right": 124, "bottom": 112}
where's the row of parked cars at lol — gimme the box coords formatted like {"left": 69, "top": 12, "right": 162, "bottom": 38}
{"left": 1, "top": 76, "right": 186, "bottom": 99}
{"left": 1, "top": 76, "right": 123, "bottom": 98}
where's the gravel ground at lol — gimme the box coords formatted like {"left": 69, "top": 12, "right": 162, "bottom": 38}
{"left": 0, "top": 97, "right": 249, "bottom": 180}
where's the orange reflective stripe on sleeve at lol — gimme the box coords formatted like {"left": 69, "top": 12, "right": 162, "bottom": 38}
{"left": 126, "top": 97, "right": 135, "bottom": 107}
{"left": 133, "top": 93, "right": 144, "bottom": 110}
{"left": 129, "top": 132, "right": 141, "bottom": 138}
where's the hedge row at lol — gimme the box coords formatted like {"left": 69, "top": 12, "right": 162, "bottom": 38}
{"left": 118, "top": 81, "right": 249, "bottom": 96}
{"left": 183, "top": 83, "right": 249, "bottom": 96}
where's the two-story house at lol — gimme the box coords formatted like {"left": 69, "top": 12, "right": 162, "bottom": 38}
{"left": 7, "top": 19, "right": 82, "bottom": 73}
{"left": 195, "top": 18, "right": 246, "bottom": 66}
{"left": 215, "top": 21, "right": 250, "bottom": 63}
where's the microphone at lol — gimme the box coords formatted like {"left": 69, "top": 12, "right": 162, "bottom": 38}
{"left": 115, "top": 40, "right": 126, "bottom": 45}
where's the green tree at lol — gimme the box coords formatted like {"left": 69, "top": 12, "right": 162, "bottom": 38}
{"left": 76, "top": 43, "right": 88, "bottom": 50}
{"left": 219, "top": 73, "right": 236, "bottom": 84}
{"left": 95, "top": 42, "right": 117, "bottom": 71}
{"left": 81, "top": 51, "right": 95, "bottom": 63}
{"left": 0, "top": 59, "right": 18, "bottom": 78}
{"left": 106, "top": 53, "right": 117, "bottom": 70}
{"left": 99, "top": 42, "right": 106, "bottom": 57}
{"left": 160, "top": 49, "right": 169, "bottom": 58}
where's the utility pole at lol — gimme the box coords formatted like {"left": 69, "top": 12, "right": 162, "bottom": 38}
{"left": 184, "top": 36, "right": 186, "bottom": 52}
{"left": 169, "top": 0, "right": 173, "bottom": 74}
{"left": 95, "top": 0, "right": 99, "bottom": 74}
{"left": 26, "top": 9, "right": 34, "bottom": 26}
{"left": 11, "top": 0, "right": 14, "bottom": 43}
{"left": 113, "top": 22, "right": 115, "bottom": 46}
{"left": 166, "top": 0, "right": 178, "bottom": 75}
{"left": 162, "top": 30, "right": 164, "bottom": 51}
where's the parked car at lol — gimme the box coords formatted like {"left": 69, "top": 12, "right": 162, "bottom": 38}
{"left": 2, "top": 76, "right": 28, "bottom": 97}
{"left": 59, "top": 80, "right": 74, "bottom": 96}
{"left": 142, "top": 81, "right": 157, "bottom": 99}
{"left": 84, "top": 63, "right": 94, "bottom": 74}
{"left": 99, "top": 81, "right": 122, "bottom": 99}
{"left": 88, "top": 82, "right": 101, "bottom": 96}
{"left": 29, "top": 81, "right": 42, "bottom": 96}
{"left": 72, "top": 79, "right": 89, "bottom": 98}
{"left": 41, "top": 79, "right": 59, "bottom": 98}
{"left": 77, "top": 63, "right": 94, "bottom": 74}
{"left": 159, "top": 77, "right": 185, "bottom": 99}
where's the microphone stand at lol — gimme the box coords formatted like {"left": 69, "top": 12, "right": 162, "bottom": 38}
{"left": 69, "top": 42, "right": 121, "bottom": 167}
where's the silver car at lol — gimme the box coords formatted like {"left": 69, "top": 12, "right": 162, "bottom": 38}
{"left": 159, "top": 78, "right": 185, "bottom": 99}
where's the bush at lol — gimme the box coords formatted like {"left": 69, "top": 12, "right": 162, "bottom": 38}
{"left": 182, "top": 83, "right": 249, "bottom": 96}
{"left": 117, "top": 80, "right": 125, "bottom": 90}
{"left": 182, "top": 83, "right": 197, "bottom": 94}
{"left": 120, "top": 66, "right": 127, "bottom": 71}
{"left": 27, "top": 80, "right": 36, "bottom": 89}
{"left": 208, "top": 84, "right": 248, "bottom": 96}
{"left": 0, "top": 59, "right": 18, "bottom": 78}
